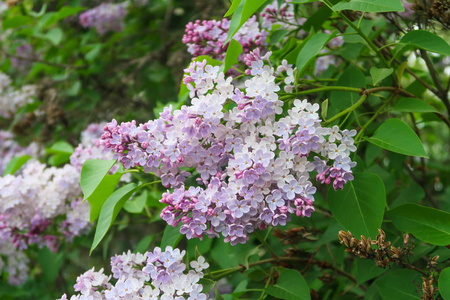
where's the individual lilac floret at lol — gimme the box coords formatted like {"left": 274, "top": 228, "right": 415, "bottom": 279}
{"left": 79, "top": 2, "right": 128, "bottom": 35}
{"left": 59, "top": 247, "right": 210, "bottom": 300}
{"left": 101, "top": 52, "right": 357, "bottom": 245}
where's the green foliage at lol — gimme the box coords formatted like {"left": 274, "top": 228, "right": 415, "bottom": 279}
{"left": 387, "top": 204, "right": 450, "bottom": 246}
{"left": 366, "top": 119, "right": 428, "bottom": 158}
{"left": 399, "top": 30, "right": 450, "bottom": 56}
{"left": 439, "top": 267, "right": 450, "bottom": 300}
{"left": 296, "top": 31, "right": 336, "bottom": 76}
{"left": 331, "top": 0, "right": 404, "bottom": 12}
{"left": 265, "top": 268, "right": 310, "bottom": 300}
{"left": 2, "top": 155, "right": 31, "bottom": 176}
{"left": 328, "top": 172, "right": 386, "bottom": 238}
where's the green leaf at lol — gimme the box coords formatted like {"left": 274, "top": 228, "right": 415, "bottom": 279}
{"left": 224, "top": 0, "right": 242, "bottom": 17}
{"left": 85, "top": 44, "right": 102, "bottom": 61}
{"left": 226, "top": 0, "right": 266, "bottom": 43}
{"left": 45, "top": 28, "right": 63, "bottom": 45}
{"left": 91, "top": 183, "right": 139, "bottom": 253}
{"left": 439, "top": 267, "right": 450, "bottom": 300}
{"left": 2, "top": 15, "right": 32, "bottom": 29}
{"left": 390, "top": 182, "right": 424, "bottom": 208}
{"left": 321, "top": 99, "right": 328, "bottom": 120}
{"left": 269, "top": 29, "right": 289, "bottom": 45}
{"left": 366, "top": 119, "right": 428, "bottom": 158}
{"left": 296, "top": 32, "right": 336, "bottom": 76}
{"left": 370, "top": 67, "right": 393, "bottom": 86}
{"left": 328, "top": 172, "right": 386, "bottom": 238}
{"left": 80, "top": 159, "right": 121, "bottom": 219}
{"left": 355, "top": 259, "right": 386, "bottom": 285}
{"left": 392, "top": 98, "right": 439, "bottom": 114}
{"left": 223, "top": 39, "right": 243, "bottom": 73}
{"left": 200, "top": 278, "right": 216, "bottom": 293}
{"left": 135, "top": 235, "right": 155, "bottom": 254}
{"left": 387, "top": 204, "right": 450, "bottom": 246}
{"left": 330, "top": 65, "right": 365, "bottom": 110}
{"left": 332, "top": 0, "right": 404, "bottom": 12}
{"left": 123, "top": 190, "right": 147, "bottom": 213}
{"left": 399, "top": 30, "right": 450, "bottom": 56}
{"left": 44, "top": 6, "right": 85, "bottom": 27}
{"left": 160, "top": 224, "right": 183, "bottom": 249}
{"left": 46, "top": 141, "right": 74, "bottom": 166}
{"left": 302, "top": 4, "right": 333, "bottom": 31}
{"left": 265, "top": 268, "right": 310, "bottom": 300}
{"left": 375, "top": 269, "right": 421, "bottom": 300}
{"left": 3, "top": 155, "right": 31, "bottom": 176}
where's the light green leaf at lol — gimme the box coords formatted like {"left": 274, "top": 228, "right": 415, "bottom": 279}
{"left": 123, "top": 190, "right": 147, "bottom": 213}
{"left": 224, "top": 0, "right": 242, "bottom": 17}
{"left": 160, "top": 224, "right": 183, "bottom": 249}
{"left": 296, "top": 32, "right": 336, "bottom": 76}
{"left": 328, "top": 172, "right": 386, "bottom": 238}
{"left": 392, "top": 98, "right": 439, "bottom": 114}
{"left": 370, "top": 67, "right": 393, "bottom": 86}
{"left": 439, "top": 267, "right": 450, "bottom": 300}
{"left": 387, "top": 204, "right": 450, "bottom": 246}
{"left": 270, "top": 29, "right": 289, "bottom": 45}
{"left": 332, "top": 0, "right": 404, "bottom": 12}
{"left": 399, "top": 30, "right": 450, "bottom": 56}
{"left": 375, "top": 269, "right": 421, "bottom": 300}
{"left": 45, "top": 28, "right": 63, "bottom": 45}
{"left": 85, "top": 44, "right": 103, "bottom": 61}
{"left": 265, "top": 268, "right": 310, "bottom": 300}
{"left": 91, "top": 183, "right": 139, "bottom": 253}
{"left": 223, "top": 39, "right": 243, "bottom": 73}
{"left": 3, "top": 155, "right": 31, "bottom": 176}
{"left": 321, "top": 99, "right": 328, "bottom": 120}
{"left": 46, "top": 141, "right": 74, "bottom": 166}
{"left": 366, "top": 119, "right": 428, "bottom": 158}
{"left": 226, "top": 0, "right": 266, "bottom": 43}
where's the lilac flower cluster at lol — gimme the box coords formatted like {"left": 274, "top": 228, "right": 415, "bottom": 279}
{"left": 101, "top": 51, "right": 357, "bottom": 245}
{"left": 0, "top": 239, "right": 29, "bottom": 285}
{"left": 0, "top": 130, "right": 39, "bottom": 175}
{"left": 260, "top": 0, "right": 301, "bottom": 30}
{"left": 79, "top": 2, "right": 128, "bottom": 35}
{"left": 59, "top": 246, "right": 210, "bottom": 300}
{"left": 11, "top": 42, "right": 34, "bottom": 72}
{"left": 183, "top": 16, "right": 268, "bottom": 61}
{"left": 0, "top": 71, "right": 37, "bottom": 118}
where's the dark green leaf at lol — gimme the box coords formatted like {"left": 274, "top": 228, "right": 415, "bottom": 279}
{"left": 135, "top": 235, "right": 155, "bottom": 254}
{"left": 370, "top": 67, "right": 393, "bottom": 86}
{"left": 329, "top": 65, "right": 365, "bottom": 110}
{"left": 265, "top": 268, "right": 310, "bottom": 300}
{"left": 3, "top": 155, "right": 31, "bottom": 176}
{"left": 355, "top": 259, "right": 386, "bottom": 284}
{"left": 302, "top": 4, "right": 333, "bottom": 31}
{"left": 270, "top": 29, "right": 289, "bottom": 45}
{"left": 328, "top": 172, "right": 386, "bottom": 238}
{"left": 375, "top": 269, "right": 421, "bottom": 300}
{"left": 390, "top": 182, "right": 424, "bottom": 208}
{"left": 439, "top": 267, "right": 450, "bottom": 300}
{"left": 387, "top": 204, "right": 450, "bottom": 246}
{"left": 223, "top": 39, "right": 243, "bottom": 73}
{"left": 91, "top": 183, "right": 139, "bottom": 253}
{"left": 38, "top": 247, "right": 63, "bottom": 283}
{"left": 399, "top": 30, "right": 450, "bottom": 56}
{"left": 332, "top": 0, "right": 404, "bottom": 12}
{"left": 160, "top": 224, "right": 183, "bottom": 249}
{"left": 296, "top": 32, "right": 336, "bottom": 76}
{"left": 366, "top": 119, "right": 428, "bottom": 158}
{"left": 392, "top": 98, "right": 439, "bottom": 114}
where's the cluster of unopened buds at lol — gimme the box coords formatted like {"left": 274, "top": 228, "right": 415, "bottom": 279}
{"left": 101, "top": 50, "right": 357, "bottom": 245}
{"left": 59, "top": 247, "right": 210, "bottom": 300}
{"left": 79, "top": 2, "right": 128, "bottom": 35}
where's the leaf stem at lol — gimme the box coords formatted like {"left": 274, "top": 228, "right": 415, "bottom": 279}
{"left": 324, "top": 94, "right": 367, "bottom": 125}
